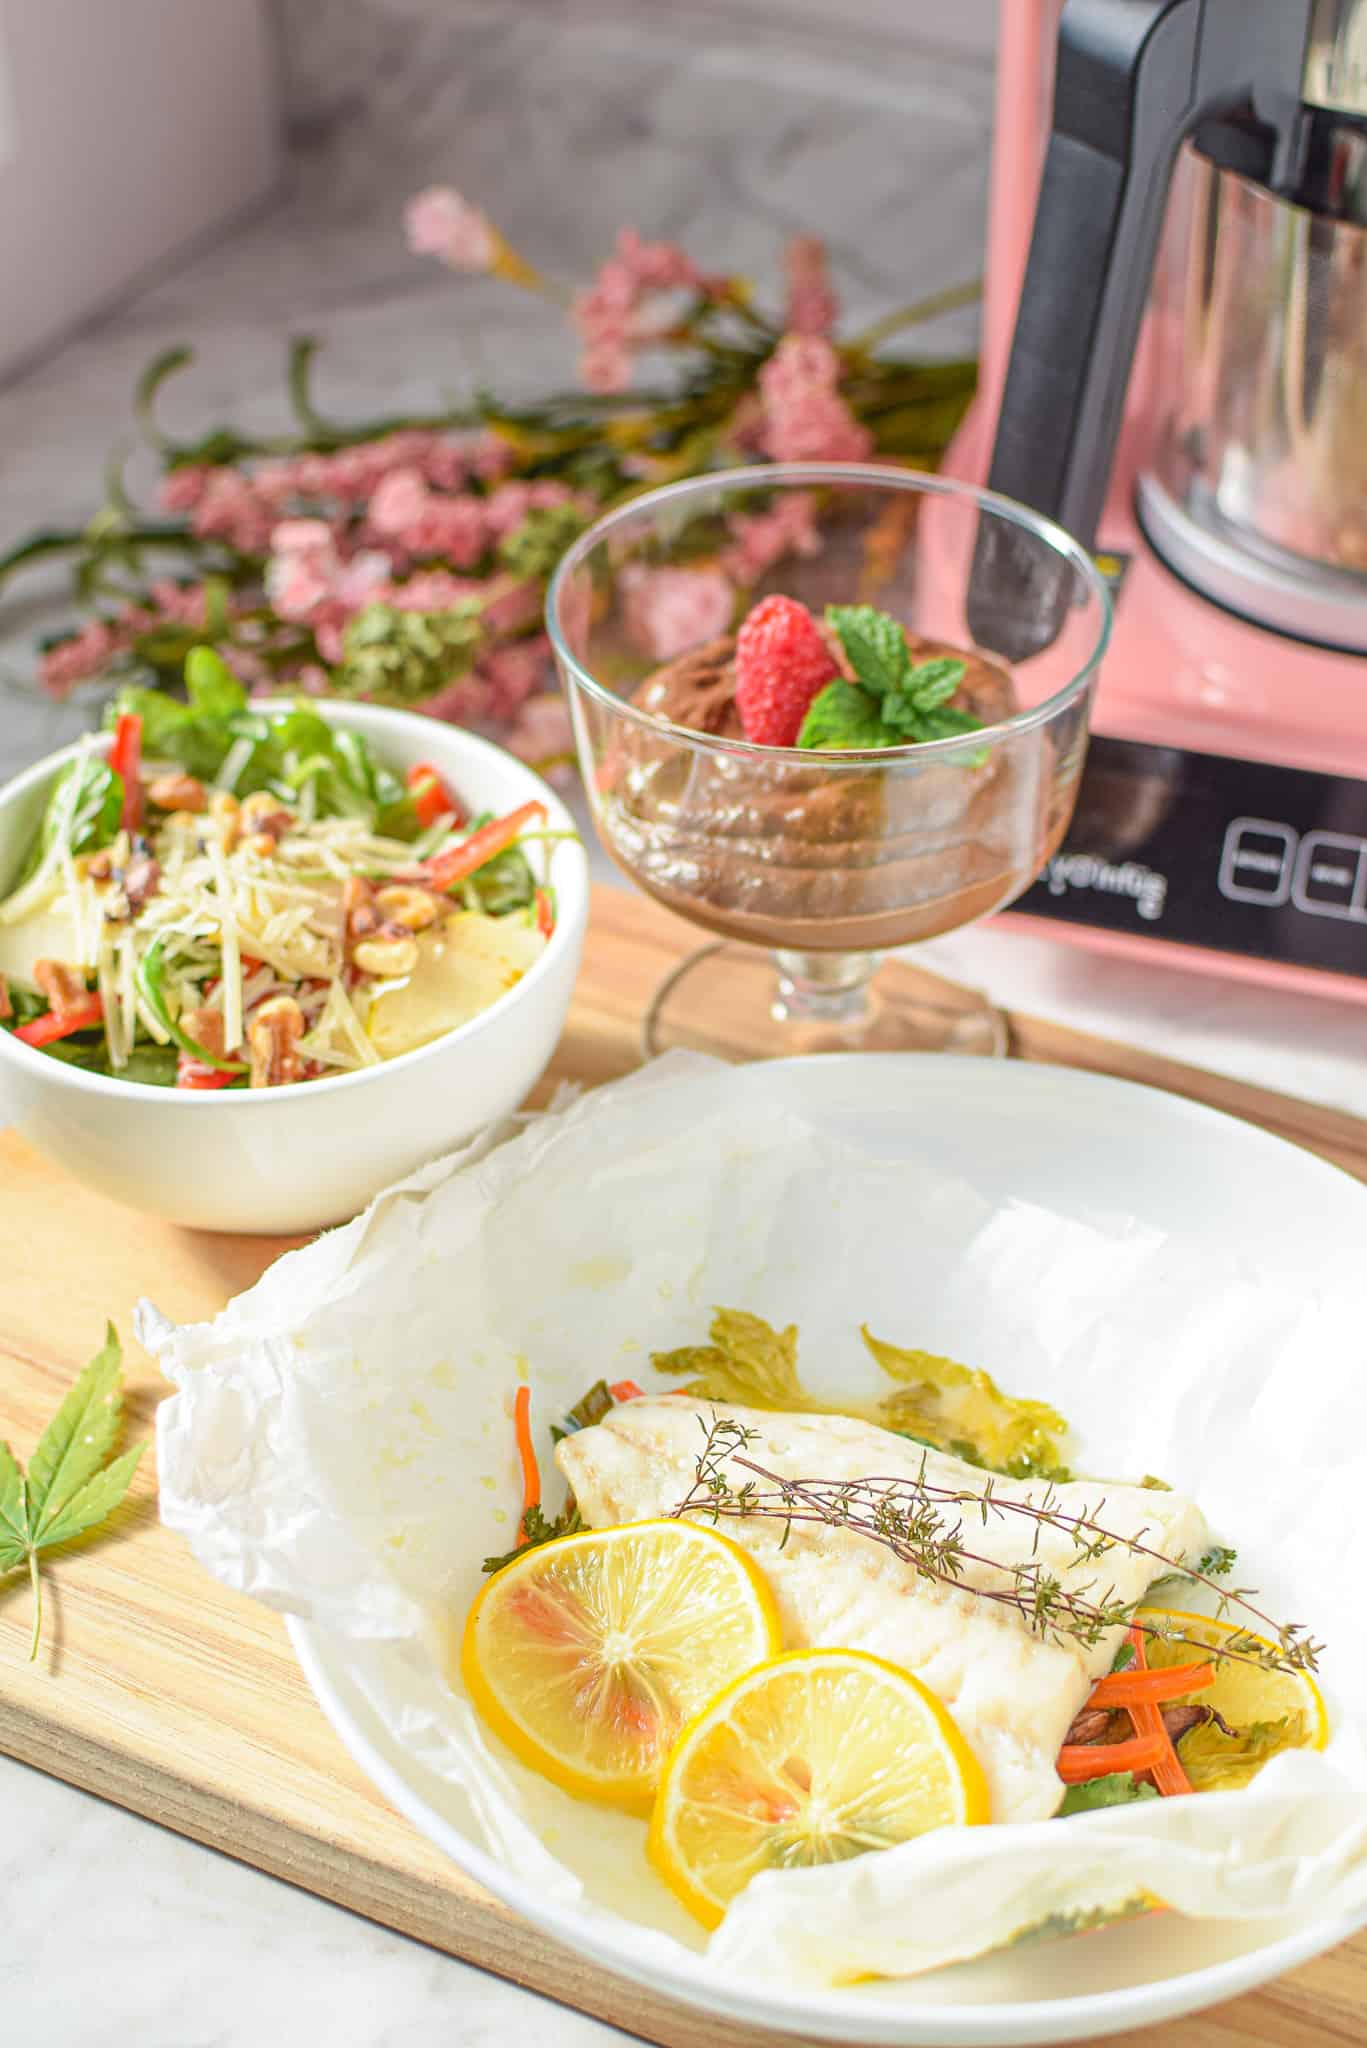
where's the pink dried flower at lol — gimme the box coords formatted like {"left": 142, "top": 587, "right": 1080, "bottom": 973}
{"left": 571, "top": 228, "right": 704, "bottom": 393}
{"left": 621, "top": 563, "right": 735, "bottom": 662}
{"left": 265, "top": 520, "right": 390, "bottom": 661}
{"left": 158, "top": 465, "right": 214, "bottom": 515}
{"left": 783, "top": 235, "right": 839, "bottom": 338}
{"left": 505, "top": 691, "right": 574, "bottom": 775}
{"left": 40, "top": 579, "right": 250, "bottom": 696}
{"left": 720, "top": 490, "right": 821, "bottom": 584}
{"left": 404, "top": 187, "right": 497, "bottom": 273}
{"left": 757, "top": 334, "right": 873, "bottom": 464}
{"left": 190, "top": 466, "right": 277, "bottom": 553}
{"left": 41, "top": 620, "right": 118, "bottom": 694}
{"left": 615, "top": 227, "right": 701, "bottom": 293}
{"left": 367, "top": 468, "right": 488, "bottom": 567}
{"left": 422, "top": 671, "right": 494, "bottom": 727}
{"left": 388, "top": 569, "right": 486, "bottom": 612}
{"left": 477, "top": 635, "right": 551, "bottom": 720}
{"left": 482, "top": 478, "right": 577, "bottom": 542}
{"left": 578, "top": 339, "right": 634, "bottom": 395}
{"left": 479, "top": 574, "right": 543, "bottom": 636}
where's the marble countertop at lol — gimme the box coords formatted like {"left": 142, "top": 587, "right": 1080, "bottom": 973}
{"left": 1, "top": 6, "right": 1364, "bottom": 2044}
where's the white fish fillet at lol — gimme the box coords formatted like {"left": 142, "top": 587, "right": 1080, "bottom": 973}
{"left": 556, "top": 1400, "right": 1208, "bottom": 1823}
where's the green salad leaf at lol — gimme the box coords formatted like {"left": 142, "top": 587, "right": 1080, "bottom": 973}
{"left": 652, "top": 1308, "right": 1071, "bottom": 1478}
{"left": 105, "top": 647, "right": 422, "bottom": 840}
{"left": 1058, "top": 1773, "right": 1160, "bottom": 1817}
{"left": 467, "top": 844, "right": 538, "bottom": 917}
{"left": 14, "top": 753, "right": 123, "bottom": 890}
{"left": 1176, "top": 1712, "right": 1310, "bottom": 1792}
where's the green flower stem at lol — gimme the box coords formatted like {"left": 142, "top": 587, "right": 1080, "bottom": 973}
{"left": 846, "top": 279, "right": 983, "bottom": 355}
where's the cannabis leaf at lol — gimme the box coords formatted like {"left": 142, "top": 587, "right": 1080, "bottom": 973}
{"left": 0, "top": 1325, "right": 144, "bottom": 1661}
{"left": 797, "top": 602, "right": 985, "bottom": 751}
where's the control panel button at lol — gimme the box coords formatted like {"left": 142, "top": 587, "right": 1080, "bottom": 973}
{"left": 1292, "top": 831, "right": 1367, "bottom": 921}
{"left": 1218, "top": 818, "right": 1295, "bottom": 906}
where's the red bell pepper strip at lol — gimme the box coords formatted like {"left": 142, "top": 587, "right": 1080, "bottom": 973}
{"left": 406, "top": 760, "right": 461, "bottom": 830}
{"left": 534, "top": 887, "right": 555, "bottom": 940}
{"left": 1056, "top": 1733, "right": 1168, "bottom": 1784}
{"left": 108, "top": 713, "right": 144, "bottom": 834}
{"left": 14, "top": 993, "right": 103, "bottom": 1047}
{"left": 176, "top": 1052, "right": 238, "bottom": 1090}
{"left": 414, "top": 801, "right": 545, "bottom": 894}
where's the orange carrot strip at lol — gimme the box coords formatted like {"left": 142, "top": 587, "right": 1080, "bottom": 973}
{"left": 513, "top": 1384, "right": 540, "bottom": 1538}
{"left": 1056, "top": 1734, "right": 1167, "bottom": 1784}
{"left": 416, "top": 801, "right": 545, "bottom": 893}
{"left": 1086, "top": 1663, "right": 1214, "bottom": 1708}
{"left": 1127, "top": 1624, "right": 1194, "bottom": 1797}
{"left": 609, "top": 1379, "right": 644, "bottom": 1402}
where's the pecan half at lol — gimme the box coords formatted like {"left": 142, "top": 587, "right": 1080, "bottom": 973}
{"left": 181, "top": 1006, "right": 228, "bottom": 1061}
{"left": 123, "top": 850, "right": 161, "bottom": 913}
{"left": 344, "top": 875, "right": 381, "bottom": 947}
{"left": 248, "top": 994, "right": 304, "bottom": 1088}
{"left": 240, "top": 792, "right": 294, "bottom": 842}
{"left": 34, "top": 958, "right": 89, "bottom": 1016}
{"left": 149, "top": 772, "right": 206, "bottom": 814}
{"left": 210, "top": 791, "right": 241, "bottom": 852}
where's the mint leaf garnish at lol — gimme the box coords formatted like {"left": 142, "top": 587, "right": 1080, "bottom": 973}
{"left": 0, "top": 1326, "right": 145, "bottom": 1660}
{"left": 823, "top": 604, "right": 910, "bottom": 699}
{"left": 797, "top": 679, "right": 889, "bottom": 750}
{"left": 797, "top": 605, "right": 986, "bottom": 753}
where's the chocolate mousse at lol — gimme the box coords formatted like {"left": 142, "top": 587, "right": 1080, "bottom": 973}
{"left": 594, "top": 629, "right": 1076, "bottom": 952}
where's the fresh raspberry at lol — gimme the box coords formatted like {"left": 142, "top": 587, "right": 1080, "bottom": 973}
{"left": 733, "top": 595, "right": 837, "bottom": 746}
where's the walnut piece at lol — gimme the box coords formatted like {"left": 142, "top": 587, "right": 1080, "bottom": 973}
{"left": 210, "top": 791, "right": 241, "bottom": 852}
{"left": 181, "top": 1006, "right": 228, "bottom": 1061}
{"left": 240, "top": 792, "right": 294, "bottom": 842}
{"left": 248, "top": 995, "right": 304, "bottom": 1089}
{"left": 344, "top": 875, "right": 381, "bottom": 949}
{"left": 149, "top": 772, "right": 206, "bottom": 814}
{"left": 34, "top": 958, "right": 88, "bottom": 1015}
{"left": 123, "top": 849, "right": 161, "bottom": 913}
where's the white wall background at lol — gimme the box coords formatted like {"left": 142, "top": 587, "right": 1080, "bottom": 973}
{"left": 0, "top": 0, "right": 279, "bottom": 380}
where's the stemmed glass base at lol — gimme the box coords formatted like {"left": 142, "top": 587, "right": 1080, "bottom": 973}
{"left": 641, "top": 942, "right": 1009, "bottom": 1061}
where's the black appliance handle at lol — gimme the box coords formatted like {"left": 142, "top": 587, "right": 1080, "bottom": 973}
{"left": 988, "top": 0, "right": 1206, "bottom": 548}
{"left": 975, "top": 0, "right": 1312, "bottom": 658}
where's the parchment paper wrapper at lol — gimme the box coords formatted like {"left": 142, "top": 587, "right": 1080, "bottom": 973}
{"left": 144, "top": 1053, "right": 1367, "bottom": 1986}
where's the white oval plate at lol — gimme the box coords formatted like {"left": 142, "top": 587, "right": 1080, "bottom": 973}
{"left": 289, "top": 1054, "right": 1367, "bottom": 2046}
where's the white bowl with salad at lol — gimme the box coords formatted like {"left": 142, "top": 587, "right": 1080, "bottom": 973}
{"left": 0, "top": 652, "right": 586, "bottom": 1232}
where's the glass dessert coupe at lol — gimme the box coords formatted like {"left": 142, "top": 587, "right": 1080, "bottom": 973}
{"left": 546, "top": 464, "right": 1111, "bottom": 1058}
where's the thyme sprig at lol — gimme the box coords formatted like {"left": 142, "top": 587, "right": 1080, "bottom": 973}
{"left": 673, "top": 1417, "right": 1321, "bottom": 1679}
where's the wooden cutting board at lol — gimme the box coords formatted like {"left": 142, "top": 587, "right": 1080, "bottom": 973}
{"left": 2, "top": 882, "right": 1365, "bottom": 2048}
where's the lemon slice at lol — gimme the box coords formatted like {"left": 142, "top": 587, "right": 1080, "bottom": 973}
{"left": 462, "top": 1520, "right": 782, "bottom": 1812}
{"left": 648, "top": 1647, "right": 990, "bottom": 1928}
{"left": 1137, "top": 1604, "right": 1328, "bottom": 1790}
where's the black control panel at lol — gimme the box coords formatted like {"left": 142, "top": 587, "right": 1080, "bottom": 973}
{"left": 1015, "top": 735, "right": 1367, "bottom": 979}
